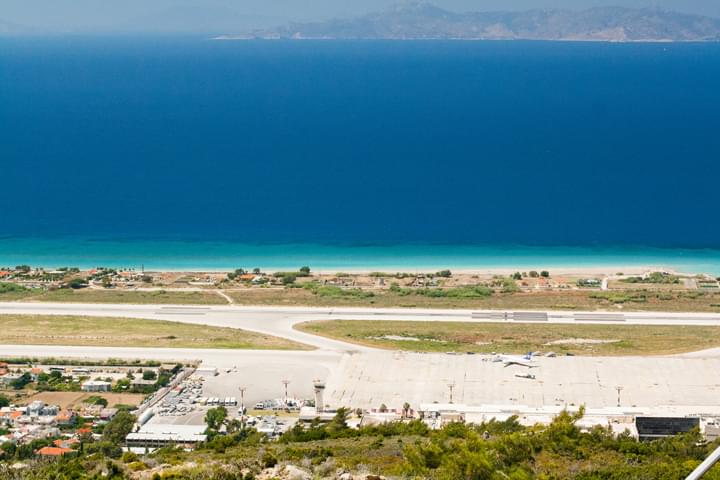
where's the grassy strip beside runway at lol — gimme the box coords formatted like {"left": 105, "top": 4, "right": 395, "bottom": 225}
{"left": 295, "top": 319, "right": 720, "bottom": 356}
{"left": 0, "top": 314, "right": 311, "bottom": 350}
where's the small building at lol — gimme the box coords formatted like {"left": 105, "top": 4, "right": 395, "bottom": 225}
{"left": 705, "top": 419, "right": 720, "bottom": 442}
{"left": 131, "top": 378, "right": 156, "bottom": 388}
{"left": 195, "top": 366, "right": 218, "bottom": 377}
{"left": 55, "top": 411, "right": 77, "bottom": 426}
{"left": 636, "top": 417, "right": 700, "bottom": 441}
{"left": 37, "top": 446, "right": 73, "bottom": 457}
{"left": 53, "top": 438, "right": 80, "bottom": 449}
{"left": 81, "top": 380, "right": 111, "bottom": 392}
{"left": 125, "top": 424, "right": 207, "bottom": 451}
{"left": 0, "top": 373, "right": 23, "bottom": 386}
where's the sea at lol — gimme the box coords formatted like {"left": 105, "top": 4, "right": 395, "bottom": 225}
{"left": 1, "top": 37, "right": 720, "bottom": 273}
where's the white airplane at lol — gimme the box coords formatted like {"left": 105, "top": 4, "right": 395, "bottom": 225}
{"left": 493, "top": 352, "right": 536, "bottom": 368}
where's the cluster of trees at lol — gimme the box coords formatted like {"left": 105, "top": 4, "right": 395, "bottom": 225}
{"left": 511, "top": 270, "right": 550, "bottom": 280}
{"left": 622, "top": 271, "right": 680, "bottom": 284}
{"left": 2, "top": 405, "right": 719, "bottom": 479}
{"left": 272, "top": 266, "right": 312, "bottom": 285}
{"left": 227, "top": 268, "right": 263, "bottom": 281}
{"left": 402, "top": 411, "right": 719, "bottom": 479}
{"left": 388, "top": 283, "right": 494, "bottom": 298}
{"left": 303, "top": 283, "right": 375, "bottom": 299}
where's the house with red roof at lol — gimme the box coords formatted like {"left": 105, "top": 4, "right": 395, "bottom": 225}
{"left": 36, "top": 446, "right": 73, "bottom": 457}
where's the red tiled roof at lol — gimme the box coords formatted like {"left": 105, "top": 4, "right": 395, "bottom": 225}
{"left": 37, "top": 446, "right": 72, "bottom": 456}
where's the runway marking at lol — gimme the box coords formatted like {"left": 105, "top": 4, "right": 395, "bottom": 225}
{"left": 511, "top": 312, "right": 549, "bottom": 322}
{"left": 574, "top": 313, "right": 626, "bottom": 322}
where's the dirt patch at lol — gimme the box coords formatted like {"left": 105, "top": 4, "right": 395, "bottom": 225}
{"left": 544, "top": 338, "right": 620, "bottom": 345}
{"left": 26, "top": 392, "right": 146, "bottom": 409}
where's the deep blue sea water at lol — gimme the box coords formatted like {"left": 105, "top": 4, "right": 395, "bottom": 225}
{"left": 1, "top": 38, "right": 720, "bottom": 271}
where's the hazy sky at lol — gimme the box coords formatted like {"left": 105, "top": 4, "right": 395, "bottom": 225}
{"left": 3, "top": 0, "right": 720, "bottom": 33}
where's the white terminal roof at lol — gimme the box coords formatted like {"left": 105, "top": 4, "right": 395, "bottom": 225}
{"left": 127, "top": 423, "right": 207, "bottom": 442}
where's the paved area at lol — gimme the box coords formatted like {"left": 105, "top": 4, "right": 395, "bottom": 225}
{"left": 326, "top": 352, "right": 720, "bottom": 410}
{"left": 2, "top": 302, "right": 720, "bottom": 352}
{"left": 2, "top": 302, "right": 720, "bottom": 412}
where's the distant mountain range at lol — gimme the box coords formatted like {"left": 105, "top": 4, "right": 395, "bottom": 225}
{"left": 236, "top": 2, "right": 720, "bottom": 42}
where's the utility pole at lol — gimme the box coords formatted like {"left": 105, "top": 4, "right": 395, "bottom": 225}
{"left": 615, "top": 386, "right": 623, "bottom": 407}
{"left": 282, "top": 379, "right": 291, "bottom": 407}
{"left": 447, "top": 381, "right": 456, "bottom": 404}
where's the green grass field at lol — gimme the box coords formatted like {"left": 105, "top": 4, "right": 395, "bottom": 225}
{"left": 0, "top": 314, "right": 310, "bottom": 350}
{"left": 295, "top": 319, "right": 720, "bottom": 356}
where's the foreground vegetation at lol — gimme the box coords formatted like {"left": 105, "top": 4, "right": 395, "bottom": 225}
{"left": 2, "top": 408, "right": 719, "bottom": 479}
{"left": 296, "top": 320, "right": 720, "bottom": 355}
{"left": 227, "top": 286, "right": 720, "bottom": 312}
{"left": 0, "top": 315, "right": 310, "bottom": 350}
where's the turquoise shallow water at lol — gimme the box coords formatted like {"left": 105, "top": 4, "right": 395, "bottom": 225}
{"left": 2, "top": 237, "right": 720, "bottom": 274}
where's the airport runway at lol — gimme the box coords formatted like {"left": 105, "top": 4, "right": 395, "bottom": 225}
{"left": 2, "top": 302, "right": 720, "bottom": 352}
{"left": 2, "top": 302, "right": 720, "bottom": 407}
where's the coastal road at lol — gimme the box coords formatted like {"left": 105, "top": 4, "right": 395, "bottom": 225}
{"left": 2, "top": 302, "right": 720, "bottom": 352}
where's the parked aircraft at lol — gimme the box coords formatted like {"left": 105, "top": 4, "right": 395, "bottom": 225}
{"left": 493, "top": 352, "right": 536, "bottom": 368}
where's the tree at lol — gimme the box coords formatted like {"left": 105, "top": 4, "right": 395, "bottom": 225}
{"left": 0, "top": 394, "right": 9, "bottom": 408}
{"left": 512, "top": 272, "right": 522, "bottom": 280}
{"left": 253, "top": 268, "right": 261, "bottom": 274}
{"left": 10, "top": 372, "right": 31, "bottom": 390}
{"left": 102, "top": 411, "right": 136, "bottom": 445}
{"left": 142, "top": 370, "right": 157, "bottom": 381}
{"left": 205, "top": 406, "right": 228, "bottom": 431}
{"left": 68, "top": 277, "right": 88, "bottom": 289}
{"left": 540, "top": 270, "right": 550, "bottom": 278}
{"left": 529, "top": 271, "right": 539, "bottom": 278}
{"left": 299, "top": 266, "right": 311, "bottom": 275}
{"left": 327, "top": 407, "right": 350, "bottom": 435}
{"left": 436, "top": 270, "right": 452, "bottom": 278}
{"left": 282, "top": 274, "right": 296, "bottom": 285}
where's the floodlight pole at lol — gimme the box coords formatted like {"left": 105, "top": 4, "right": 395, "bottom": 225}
{"left": 447, "top": 382, "right": 456, "bottom": 404}
{"left": 685, "top": 444, "right": 720, "bottom": 480}
{"left": 238, "top": 386, "right": 246, "bottom": 425}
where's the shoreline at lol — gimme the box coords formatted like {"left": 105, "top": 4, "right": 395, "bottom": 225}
{"left": 3, "top": 238, "right": 720, "bottom": 276}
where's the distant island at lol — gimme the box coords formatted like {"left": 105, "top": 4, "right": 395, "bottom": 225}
{"left": 218, "top": 2, "right": 720, "bottom": 42}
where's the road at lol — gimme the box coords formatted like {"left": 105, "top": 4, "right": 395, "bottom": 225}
{"left": 2, "top": 302, "right": 720, "bottom": 351}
